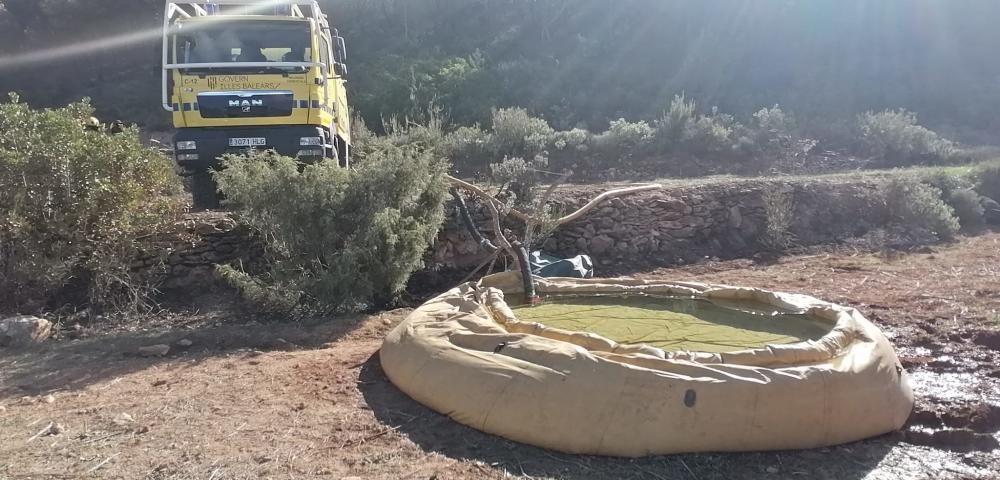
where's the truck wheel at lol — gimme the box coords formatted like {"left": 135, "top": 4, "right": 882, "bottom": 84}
{"left": 337, "top": 137, "right": 350, "bottom": 168}
{"left": 190, "top": 170, "right": 220, "bottom": 211}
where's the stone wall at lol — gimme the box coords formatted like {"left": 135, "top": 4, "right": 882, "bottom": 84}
{"left": 545, "top": 179, "right": 887, "bottom": 267}
{"left": 137, "top": 178, "right": 889, "bottom": 289}
{"left": 131, "top": 213, "right": 263, "bottom": 290}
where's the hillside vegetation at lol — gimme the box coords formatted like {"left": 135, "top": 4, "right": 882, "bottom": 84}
{"left": 2, "top": 0, "right": 1000, "bottom": 147}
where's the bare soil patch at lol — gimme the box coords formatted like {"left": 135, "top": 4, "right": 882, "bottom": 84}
{"left": 2, "top": 235, "right": 999, "bottom": 479}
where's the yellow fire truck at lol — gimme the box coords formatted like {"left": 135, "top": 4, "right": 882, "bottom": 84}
{"left": 162, "top": 1, "right": 350, "bottom": 207}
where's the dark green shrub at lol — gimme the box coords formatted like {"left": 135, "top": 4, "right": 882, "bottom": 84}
{"left": 921, "top": 170, "right": 974, "bottom": 198}
{"left": 883, "top": 177, "right": 960, "bottom": 241}
{"left": 0, "top": 94, "right": 185, "bottom": 311}
{"left": 974, "top": 161, "right": 1000, "bottom": 200}
{"left": 214, "top": 146, "right": 448, "bottom": 311}
{"left": 947, "top": 189, "right": 985, "bottom": 229}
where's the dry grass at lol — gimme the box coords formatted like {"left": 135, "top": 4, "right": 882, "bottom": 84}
{"left": 2, "top": 235, "right": 999, "bottom": 479}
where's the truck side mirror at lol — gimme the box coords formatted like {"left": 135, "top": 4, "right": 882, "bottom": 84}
{"left": 336, "top": 36, "right": 347, "bottom": 63}
{"left": 334, "top": 62, "right": 347, "bottom": 77}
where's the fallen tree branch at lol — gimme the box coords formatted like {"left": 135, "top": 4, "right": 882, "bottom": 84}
{"left": 85, "top": 453, "right": 120, "bottom": 474}
{"left": 27, "top": 422, "right": 53, "bottom": 443}
{"left": 552, "top": 184, "right": 663, "bottom": 224}
{"left": 445, "top": 175, "right": 661, "bottom": 227}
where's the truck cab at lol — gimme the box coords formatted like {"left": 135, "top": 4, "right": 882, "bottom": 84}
{"left": 162, "top": 1, "right": 349, "bottom": 208}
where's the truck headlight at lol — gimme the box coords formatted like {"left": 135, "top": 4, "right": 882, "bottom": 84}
{"left": 176, "top": 141, "right": 197, "bottom": 151}
{"left": 299, "top": 136, "right": 324, "bottom": 146}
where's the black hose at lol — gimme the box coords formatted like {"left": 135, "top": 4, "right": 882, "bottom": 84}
{"left": 512, "top": 241, "right": 538, "bottom": 303}
{"left": 450, "top": 188, "right": 498, "bottom": 253}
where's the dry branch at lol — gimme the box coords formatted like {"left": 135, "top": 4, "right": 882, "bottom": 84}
{"left": 445, "top": 174, "right": 661, "bottom": 227}
{"left": 524, "top": 171, "right": 573, "bottom": 247}
{"left": 85, "top": 453, "right": 120, "bottom": 474}
{"left": 27, "top": 422, "right": 53, "bottom": 443}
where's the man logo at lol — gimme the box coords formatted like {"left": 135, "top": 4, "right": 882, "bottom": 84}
{"left": 229, "top": 99, "right": 263, "bottom": 113}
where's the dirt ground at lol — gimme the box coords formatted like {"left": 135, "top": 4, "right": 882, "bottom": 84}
{"left": 2, "top": 235, "right": 998, "bottom": 480}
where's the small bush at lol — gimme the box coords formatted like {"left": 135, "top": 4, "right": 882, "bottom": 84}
{"left": 974, "top": 162, "right": 1000, "bottom": 200}
{"left": 0, "top": 94, "right": 185, "bottom": 311}
{"left": 752, "top": 105, "right": 797, "bottom": 137}
{"left": 759, "top": 187, "right": 796, "bottom": 252}
{"left": 883, "top": 177, "right": 960, "bottom": 241}
{"left": 858, "top": 109, "right": 957, "bottom": 165}
{"left": 920, "top": 170, "right": 974, "bottom": 198}
{"left": 652, "top": 96, "right": 742, "bottom": 155}
{"left": 748, "top": 105, "right": 796, "bottom": 155}
{"left": 551, "top": 128, "right": 591, "bottom": 152}
{"left": 682, "top": 111, "right": 738, "bottom": 154}
{"left": 440, "top": 125, "right": 493, "bottom": 170}
{"left": 655, "top": 94, "right": 696, "bottom": 146}
{"left": 381, "top": 113, "right": 446, "bottom": 152}
{"left": 214, "top": 146, "right": 448, "bottom": 311}
{"left": 947, "top": 189, "right": 985, "bottom": 229}
{"left": 489, "top": 107, "right": 554, "bottom": 158}
{"left": 592, "top": 118, "right": 654, "bottom": 159}
{"left": 489, "top": 154, "right": 549, "bottom": 204}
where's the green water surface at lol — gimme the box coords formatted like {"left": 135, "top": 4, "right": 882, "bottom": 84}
{"left": 511, "top": 295, "right": 831, "bottom": 353}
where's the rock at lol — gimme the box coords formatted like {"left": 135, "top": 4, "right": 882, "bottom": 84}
{"left": 0, "top": 405, "right": 6, "bottom": 413}
{"left": 597, "top": 206, "right": 616, "bottom": 217}
{"left": 973, "top": 331, "right": 1000, "bottom": 350}
{"left": 176, "top": 338, "right": 193, "bottom": 348}
{"left": 766, "top": 466, "right": 779, "bottom": 474}
{"left": 542, "top": 237, "right": 558, "bottom": 252}
{"left": 50, "top": 423, "right": 65, "bottom": 435}
{"left": 595, "top": 217, "right": 615, "bottom": 230}
{"left": 0, "top": 316, "right": 53, "bottom": 347}
{"left": 729, "top": 205, "right": 743, "bottom": 229}
{"left": 43, "top": 394, "right": 55, "bottom": 404}
{"left": 138, "top": 344, "right": 170, "bottom": 357}
{"left": 589, "top": 235, "right": 615, "bottom": 255}
{"left": 116, "top": 413, "right": 135, "bottom": 424}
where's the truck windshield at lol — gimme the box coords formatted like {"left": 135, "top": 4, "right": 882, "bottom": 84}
{"left": 174, "top": 20, "right": 312, "bottom": 73}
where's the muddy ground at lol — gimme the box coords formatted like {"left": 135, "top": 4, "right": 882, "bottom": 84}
{"left": 1, "top": 234, "right": 998, "bottom": 479}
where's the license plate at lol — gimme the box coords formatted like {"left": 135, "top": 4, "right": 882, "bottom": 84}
{"left": 228, "top": 137, "right": 266, "bottom": 147}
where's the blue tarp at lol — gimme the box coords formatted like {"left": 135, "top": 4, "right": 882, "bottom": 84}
{"left": 529, "top": 251, "right": 594, "bottom": 279}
